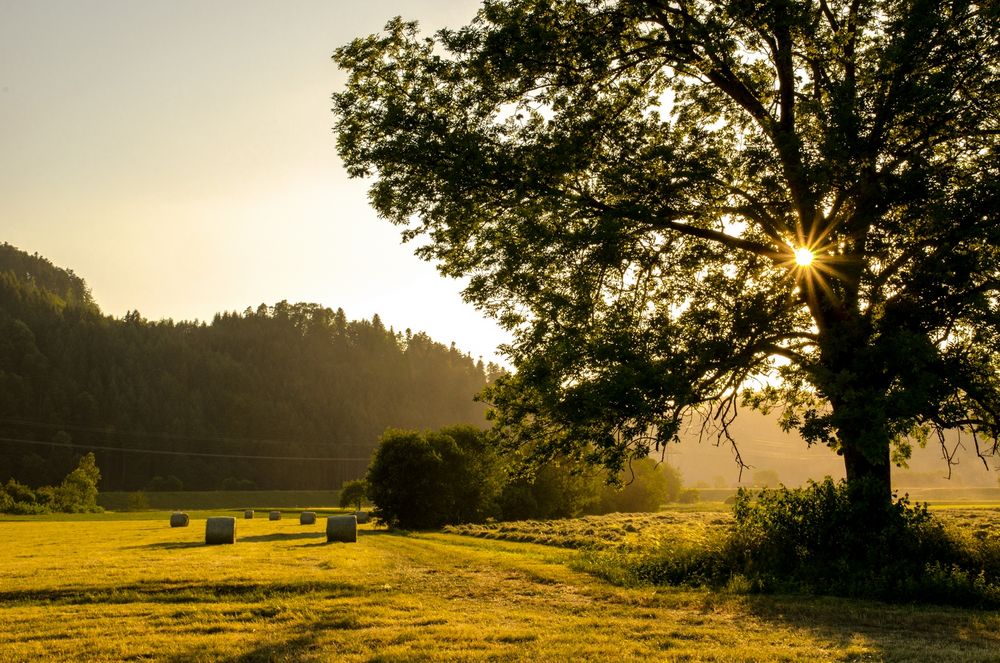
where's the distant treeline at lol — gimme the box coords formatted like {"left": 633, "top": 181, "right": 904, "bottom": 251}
{"left": 0, "top": 242, "right": 499, "bottom": 491}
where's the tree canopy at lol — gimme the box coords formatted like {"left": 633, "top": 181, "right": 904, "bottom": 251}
{"left": 333, "top": 0, "right": 1000, "bottom": 500}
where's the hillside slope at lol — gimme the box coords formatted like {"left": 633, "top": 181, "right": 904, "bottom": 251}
{"left": 0, "top": 242, "right": 497, "bottom": 490}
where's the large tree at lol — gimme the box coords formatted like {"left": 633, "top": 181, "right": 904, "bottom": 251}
{"left": 333, "top": 0, "right": 1000, "bottom": 505}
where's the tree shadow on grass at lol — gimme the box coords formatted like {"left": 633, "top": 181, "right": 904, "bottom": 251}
{"left": 0, "top": 579, "right": 365, "bottom": 606}
{"left": 733, "top": 592, "right": 1000, "bottom": 660}
{"left": 213, "top": 609, "right": 366, "bottom": 663}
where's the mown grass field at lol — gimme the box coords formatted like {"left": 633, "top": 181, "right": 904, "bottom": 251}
{"left": 2, "top": 506, "right": 999, "bottom": 661}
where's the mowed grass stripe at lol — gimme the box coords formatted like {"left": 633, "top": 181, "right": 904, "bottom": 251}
{"left": 0, "top": 517, "right": 998, "bottom": 661}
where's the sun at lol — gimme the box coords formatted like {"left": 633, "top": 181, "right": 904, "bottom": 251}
{"left": 794, "top": 247, "right": 815, "bottom": 267}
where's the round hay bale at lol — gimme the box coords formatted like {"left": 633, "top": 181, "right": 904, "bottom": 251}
{"left": 299, "top": 511, "right": 316, "bottom": 525}
{"left": 244, "top": 509, "right": 254, "bottom": 519}
{"left": 269, "top": 510, "right": 281, "bottom": 521}
{"left": 205, "top": 517, "right": 237, "bottom": 545}
{"left": 169, "top": 512, "right": 189, "bottom": 528}
{"left": 354, "top": 510, "right": 370, "bottom": 524}
{"left": 326, "top": 514, "right": 357, "bottom": 543}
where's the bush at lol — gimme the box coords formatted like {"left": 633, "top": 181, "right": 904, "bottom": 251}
{"left": 2, "top": 479, "right": 37, "bottom": 505}
{"left": 366, "top": 426, "right": 501, "bottom": 529}
{"left": 498, "top": 457, "right": 684, "bottom": 521}
{"left": 0, "top": 479, "right": 51, "bottom": 515}
{"left": 726, "top": 479, "right": 960, "bottom": 596}
{"left": 127, "top": 491, "right": 151, "bottom": 511}
{"left": 597, "top": 477, "right": 1000, "bottom": 607}
{"left": 677, "top": 489, "right": 700, "bottom": 504}
{"left": 0, "top": 454, "right": 104, "bottom": 514}
{"left": 597, "top": 458, "right": 680, "bottom": 513}
{"left": 339, "top": 479, "right": 367, "bottom": 511}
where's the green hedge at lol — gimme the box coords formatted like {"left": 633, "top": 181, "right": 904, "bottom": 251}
{"left": 99, "top": 490, "right": 341, "bottom": 511}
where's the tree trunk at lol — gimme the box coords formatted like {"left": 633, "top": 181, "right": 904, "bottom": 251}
{"left": 841, "top": 439, "right": 892, "bottom": 508}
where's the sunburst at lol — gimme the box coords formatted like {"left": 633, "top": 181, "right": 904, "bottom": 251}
{"left": 794, "top": 247, "right": 815, "bottom": 266}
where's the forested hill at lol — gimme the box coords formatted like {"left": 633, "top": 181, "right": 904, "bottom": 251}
{"left": 0, "top": 242, "right": 500, "bottom": 491}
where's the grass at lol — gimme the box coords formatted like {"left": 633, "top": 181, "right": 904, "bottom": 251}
{"left": 0, "top": 508, "right": 998, "bottom": 661}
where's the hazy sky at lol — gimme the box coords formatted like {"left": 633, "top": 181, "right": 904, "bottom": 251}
{"left": 0, "top": 0, "right": 510, "bottom": 362}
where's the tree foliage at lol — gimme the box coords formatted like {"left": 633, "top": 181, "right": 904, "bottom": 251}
{"left": 365, "top": 426, "right": 502, "bottom": 528}
{"left": 367, "top": 424, "right": 684, "bottom": 526}
{"left": 333, "top": 0, "right": 1000, "bottom": 499}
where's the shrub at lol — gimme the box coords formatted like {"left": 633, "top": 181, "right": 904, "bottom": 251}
{"left": 498, "top": 457, "right": 683, "bottom": 521}
{"left": 3, "top": 479, "right": 37, "bottom": 505}
{"left": 366, "top": 426, "right": 500, "bottom": 529}
{"left": 127, "top": 491, "right": 151, "bottom": 511}
{"left": 601, "top": 477, "right": 1000, "bottom": 607}
{"left": 725, "top": 478, "right": 961, "bottom": 597}
{"left": 339, "top": 479, "right": 367, "bottom": 511}
{"left": 0, "top": 454, "right": 104, "bottom": 514}
{"left": 678, "top": 489, "right": 700, "bottom": 504}
{"left": 0, "top": 479, "right": 49, "bottom": 514}
{"left": 597, "top": 458, "right": 680, "bottom": 513}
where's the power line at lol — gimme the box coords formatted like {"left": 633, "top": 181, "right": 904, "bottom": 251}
{"left": 0, "top": 436, "right": 370, "bottom": 463}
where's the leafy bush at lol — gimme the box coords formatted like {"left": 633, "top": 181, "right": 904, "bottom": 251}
{"left": 723, "top": 479, "right": 1000, "bottom": 604}
{"left": 592, "top": 478, "right": 1000, "bottom": 607}
{"left": 598, "top": 458, "right": 681, "bottom": 513}
{"left": 0, "top": 453, "right": 104, "bottom": 514}
{"left": 366, "top": 426, "right": 501, "bottom": 529}
{"left": 339, "top": 479, "right": 367, "bottom": 511}
{"left": 499, "top": 461, "right": 602, "bottom": 520}
{"left": 677, "top": 489, "right": 700, "bottom": 504}
{"left": 126, "top": 491, "right": 151, "bottom": 511}
{"left": 498, "top": 457, "right": 683, "bottom": 521}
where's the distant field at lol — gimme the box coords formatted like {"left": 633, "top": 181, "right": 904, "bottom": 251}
{"left": 2, "top": 507, "right": 999, "bottom": 661}
{"left": 98, "top": 490, "right": 342, "bottom": 511}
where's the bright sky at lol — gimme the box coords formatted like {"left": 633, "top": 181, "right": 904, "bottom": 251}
{"left": 0, "top": 0, "right": 510, "bottom": 364}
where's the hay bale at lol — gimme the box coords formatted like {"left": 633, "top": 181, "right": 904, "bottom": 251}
{"left": 169, "top": 512, "right": 189, "bottom": 528}
{"left": 205, "top": 517, "right": 237, "bottom": 545}
{"left": 326, "top": 514, "right": 357, "bottom": 543}
{"left": 354, "top": 510, "right": 370, "bottom": 524}
{"left": 244, "top": 509, "right": 254, "bottom": 519}
{"left": 269, "top": 510, "right": 281, "bottom": 521}
{"left": 299, "top": 511, "right": 316, "bottom": 525}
